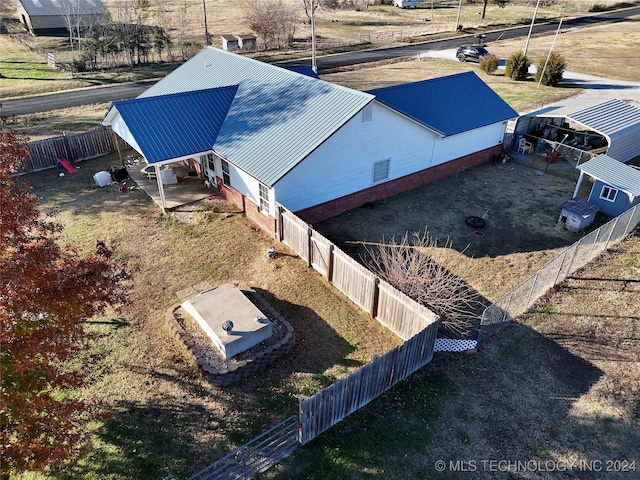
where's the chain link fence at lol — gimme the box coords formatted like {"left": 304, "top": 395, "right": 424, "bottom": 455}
{"left": 478, "top": 204, "right": 640, "bottom": 342}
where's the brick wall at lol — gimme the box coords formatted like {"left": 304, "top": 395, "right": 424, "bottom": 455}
{"left": 295, "top": 145, "right": 503, "bottom": 224}
{"left": 217, "top": 178, "right": 277, "bottom": 235}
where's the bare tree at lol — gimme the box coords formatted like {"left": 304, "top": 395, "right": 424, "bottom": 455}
{"left": 60, "top": 0, "right": 84, "bottom": 64}
{"left": 245, "top": 0, "right": 298, "bottom": 49}
{"left": 300, "top": 0, "right": 338, "bottom": 24}
{"left": 363, "top": 230, "right": 482, "bottom": 335}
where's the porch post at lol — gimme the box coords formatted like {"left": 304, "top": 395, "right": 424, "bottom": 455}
{"left": 572, "top": 171, "right": 584, "bottom": 199}
{"left": 155, "top": 164, "right": 167, "bottom": 212}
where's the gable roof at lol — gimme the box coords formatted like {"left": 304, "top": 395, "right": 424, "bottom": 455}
{"left": 18, "top": 0, "right": 105, "bottom": 16}
{"left": 135, "top": 46, "right": 374, "bottom": 186}
{"left": 577, "top": 154, "right": 640, "bottom": 197}
{"left": 110, "top": 86, "right": 237, "bottom": 164}
{"left": 366, "top": 71, "right": 518, "bottom": 136}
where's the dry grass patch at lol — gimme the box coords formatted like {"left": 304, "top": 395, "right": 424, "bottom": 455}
{"left": 485, "top": 13, "right": 640, "bottom": 83}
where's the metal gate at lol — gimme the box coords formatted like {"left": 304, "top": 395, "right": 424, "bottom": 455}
{"left": 185, "top": 416, "right": 299, "bottom": 480}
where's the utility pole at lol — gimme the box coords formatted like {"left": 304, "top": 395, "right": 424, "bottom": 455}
{"left": 537, "top": 17, "right": 563, "bottom": 90}
{"left": 203, "top": 0, "right": 210, "bottom": 46}
{"left": 523, "top": 0, "right": 541, "bottom": 56}
{"left": 311, "top": 1, "right": 320, "bottom": 73}
{"left": 455, "top": 0, "right": 462, "bottom": 32}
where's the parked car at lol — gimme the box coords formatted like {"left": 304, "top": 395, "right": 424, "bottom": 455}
{"left": 394, "top": 0, "right": 420, "bottom": 7}
{"left": 456, "top": 45, "right": 491, "bottom": 63}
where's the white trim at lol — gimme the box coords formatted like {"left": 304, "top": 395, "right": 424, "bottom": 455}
{"left": 600, "top": 185, "right": 618, "bottom": 202}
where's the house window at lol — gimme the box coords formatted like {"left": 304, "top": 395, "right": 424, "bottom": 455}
{"left": 259, "top": 183, "right": 270, "bottom": 213}
{"left": 600, "top": 185, "right": 618, "bottom": 202}
{"left": 362, "top": 104, "right": 372, "bottom": 123}
{"left": 372, "top": 158, "right": 390, "bottom": 183}
{"left": 221, "top": 159, "right": 231, "bottom": 186}
{"left": 202, "top": 153, "right": 215, "bottom": 172}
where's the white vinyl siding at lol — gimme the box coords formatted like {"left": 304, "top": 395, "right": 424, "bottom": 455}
{"left": 275, "top": 101, "right": 506, "bottom": 212}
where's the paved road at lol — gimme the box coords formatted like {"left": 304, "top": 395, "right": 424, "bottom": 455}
{"left": 1, "top": 79, "right": 158, "bottom": 117}
{"left": 277, "top": 5, "right": 640, "bottom": 71}
{"left": 2, "top": 5, "right": 639, "bottom": 116}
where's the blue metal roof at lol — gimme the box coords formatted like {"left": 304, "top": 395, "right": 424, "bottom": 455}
{"left": 281, "top": 66, "right": 320, "bottom": 79}
{"left": 112, "top": 86, "right": 237, "bottom": 164}
{"left": 139, "top": 47, "right": 373, "bottom": 186}
{"left": 366, "top": 71, "right": 518, "bottom": 136}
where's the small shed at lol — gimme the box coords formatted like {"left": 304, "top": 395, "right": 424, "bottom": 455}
{"left": 573, "top": 154, "right": 640, "bottom": 217}
{"left": 17, "top": 0, "right": 106, "bottom": 35}
{"left": 558, "top": 198, "right": 599, "bottom": 232}
{"left": 220, "top": 34, "right": 239, "bottom": 51}
{"left": 236, "top": 34, "right": 257, "bottom": 50}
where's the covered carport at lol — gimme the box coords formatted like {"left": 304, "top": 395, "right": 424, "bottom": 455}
{"left": 512, "top": 98, "right": 640, "bottom": 166}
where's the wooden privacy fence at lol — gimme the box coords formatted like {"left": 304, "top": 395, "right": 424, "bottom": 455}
{"left": 277, "top": 203, "right": 440, "bottom": 443}
{"left": 479, "top": 203, "right": 640, "bottom": 342}
{"left": 298, "top": 321, "right": 439, "bottom": 444}
{"left": 23, "top": 126, "right": 117, "bottom": 172}
{"left": 278, "top": 204, "right": 439, "bottom": 341}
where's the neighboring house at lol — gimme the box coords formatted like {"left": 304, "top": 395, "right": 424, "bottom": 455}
{"left": 573, "top": 154, "right": 640, "bottom": 217}
{"left": 220, "top": 35, "right": 239, "bottom": 51}
{"left": 102, "top": 46, "right": 517, "bottom": 233}
{"left": 17, "top": 0, "right": 106, "bottom": 35}
{"left": 513, "top": 98, "right": 640, "bottom": 163}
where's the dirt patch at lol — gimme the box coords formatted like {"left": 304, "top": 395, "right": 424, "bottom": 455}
{"left": 314, "top": 156, "right": 600, "bottom": 301}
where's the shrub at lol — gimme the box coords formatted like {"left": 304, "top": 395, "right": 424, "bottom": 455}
{"left": 505, "top": 50, "right": 530, "bottom": 81}
{"left": 479, "top": 54, "right": 499, "bottom": 74}
{"left": 535, "top": 51, "right": 567, "bottom": 87}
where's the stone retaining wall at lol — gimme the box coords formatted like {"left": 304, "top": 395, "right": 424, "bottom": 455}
{"left": 166, "top": 291, "right": 295, "bottom": 387}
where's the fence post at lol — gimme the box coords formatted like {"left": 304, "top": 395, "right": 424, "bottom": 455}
{"left": 553, "top": 248, "right": 569, "bottom": 286}
{"left": 241, "top": 445, "right": 248, "bottom": 477}
{"left": 604, "top": 215, "right": 620, "bottom": 251}
{"left": 277, "top": 205, "right": 284, "bottom": 241}
{"left": 370, "top": 277, "right": 380, "bottom": 319}
{"left": 298, "top": 395, "right": 306, "bottom": 445}
{"left": 525, "top": 271, "right": 540, "bottom": 313}
{"left": 623, "top": 207, "right": 636, "bottom": 238}
{"left": 587, "top": 227, "right": 602, "bottom": 263}
{"left": 62, "top": 132, "right": 74, "bottom": 162}
{"left": 327, "top": 244, "right": 334, "bottom": 282}
{"left": 502, "top": 289, "right": 515, "bottom": 323}
{"left": 565, "top": 239, "right": 581, "bottom": 276}
{"left": 307, "top": 227, "right": 312, "bottom": 268}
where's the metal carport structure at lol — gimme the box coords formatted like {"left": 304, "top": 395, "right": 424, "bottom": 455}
{"left": 513, "top": 98, "right": 640, "bottom": 165}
